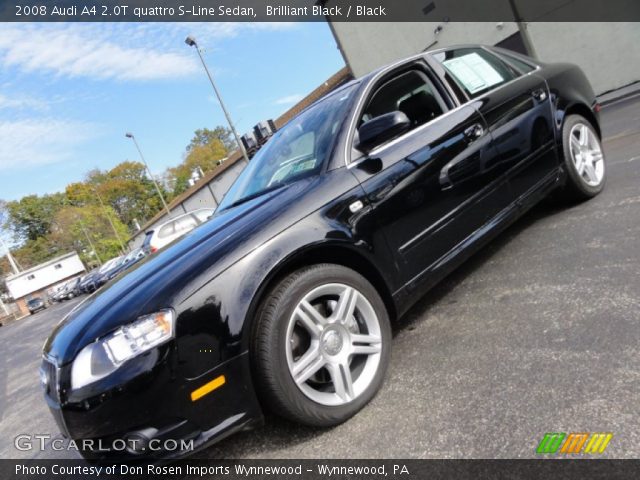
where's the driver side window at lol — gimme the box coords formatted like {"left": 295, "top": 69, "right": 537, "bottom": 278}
{"left": 360, "top": 69, "right": 446, "bottom": 131}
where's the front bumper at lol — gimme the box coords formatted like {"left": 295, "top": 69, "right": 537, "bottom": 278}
{"left": 42, "top": 351, "right": 263, "bottom": 461}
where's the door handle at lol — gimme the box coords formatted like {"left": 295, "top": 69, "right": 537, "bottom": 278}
{"left": 463, "top": 123, "right": 484, "bottom": 142}
{"left": 531, "top": 88, "right": 547, "bottom": 101}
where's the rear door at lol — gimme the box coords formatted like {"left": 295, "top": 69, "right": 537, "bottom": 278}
{"left": 431, "top": 47, "right": 558, "bottom": 201}
{"left": 348, "top": 60, "right": 507, "bottom": 289}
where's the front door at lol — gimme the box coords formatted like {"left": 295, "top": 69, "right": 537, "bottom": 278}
{"left": 348, "top": 62, "right": 508, "bottom": 290}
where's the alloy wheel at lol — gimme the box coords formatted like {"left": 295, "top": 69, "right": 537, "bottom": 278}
{"left": 285, "top": 283, "right": 383, "bottom": 406}
{"left": 569, "top": 122, "right": 605, "bottom": 187}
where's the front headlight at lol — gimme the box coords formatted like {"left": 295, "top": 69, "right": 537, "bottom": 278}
{"left": 71, "top": 309, "right": 175, "bottom": 390}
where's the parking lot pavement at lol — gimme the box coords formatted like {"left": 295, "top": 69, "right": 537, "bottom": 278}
{"left": 1, "top": 97, "right": 638, "bottom": 461}
{"left": 0, "top": 296, "right": 85, "bottom": 459}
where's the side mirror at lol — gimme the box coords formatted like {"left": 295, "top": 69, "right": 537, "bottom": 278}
{"left": 357, "top": 111, "right": 411, "bottom": 153}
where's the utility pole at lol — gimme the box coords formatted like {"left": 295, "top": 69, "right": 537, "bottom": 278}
{"left": 93, "top": 187, "right": 128, "bottom": 254}
{"left": 0, "top": 296, "right": 10, "bottom": 317}
{"left": 125, "top": 133, "right": 172, "bottom": 217}
{"left": 0, "top": 236, "right": 20, "bottom": 275}
{"left": 79, "top": 223, "right": 102, "bottom": 266}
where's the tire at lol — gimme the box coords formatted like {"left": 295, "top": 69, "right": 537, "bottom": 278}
{"left": 561, "top": 114, "right": 606, "bottom": 200}
{"left": 252, "top": 264, "right": 391, "bottom": 427}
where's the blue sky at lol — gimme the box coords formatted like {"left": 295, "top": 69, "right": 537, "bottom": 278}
{"left": 0, "top": 22, "right": 345, "bottom": 200}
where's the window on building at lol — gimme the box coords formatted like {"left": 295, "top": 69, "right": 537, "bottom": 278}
{"left": 432, "top": 48, "right": 520, "bottom": 99}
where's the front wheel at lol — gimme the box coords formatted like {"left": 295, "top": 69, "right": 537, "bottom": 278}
{"left": 561, "top": 114, "right": 606, "bottom": 200}
{"left": 252, "top": 264, "right": 391, "bottom": 427}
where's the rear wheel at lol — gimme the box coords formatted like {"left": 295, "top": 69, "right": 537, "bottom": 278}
{"left": 561, "top": 114, "right": 606, "bottom": 200}
{"left": 252, "top": 264, "right": 391, "bottom": 427}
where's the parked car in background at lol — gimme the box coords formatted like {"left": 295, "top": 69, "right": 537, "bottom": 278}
{"left": 81, "top": 257, "right": 123, "bottom": 293}
{"left": 27, "top": 297, "right": 46, "bottom": 314}
{"left": 142, "top": 208, "right": 215, "bottom": 254}
{"left": 49, "top": 282, "right": 71, "bottom": 303}
{"left": 42, "top": 46, "right": 606, "bottom": 461}
{"left": 49, "top": 287, "right": 64, "bottom": 303}
{"left": 92, "top": 256, "right": 126, "bottom": 291}
{"left": 103, "top": 248, "right": 146, "bottom": 283}
{"left": 58, "top": 277, "right": 82, "bottom": 301}
{"left": 73, "top": 274, "right": 89, "bottom": 297}
{"left": 78, "top": 269, "right": 100, "bottom": 294}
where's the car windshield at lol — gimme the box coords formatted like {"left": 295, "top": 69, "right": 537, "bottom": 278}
{"left": 218, "top": 84, "right": 357, "bottom": 211}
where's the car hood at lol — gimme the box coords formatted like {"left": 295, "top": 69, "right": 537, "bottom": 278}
{"left": 43, "top": 181, "right": 309, "bottom": 365}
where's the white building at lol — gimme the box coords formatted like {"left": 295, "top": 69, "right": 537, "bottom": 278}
{"left": 329, "top": 21, "right": 640, "bottom": 96}
{"left": 5, "top": 252, "right": 86, "bottom": 315}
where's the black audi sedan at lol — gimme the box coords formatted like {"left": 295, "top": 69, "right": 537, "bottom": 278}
{"left": 41, "top": 46, "right": 605, "bottom": 460}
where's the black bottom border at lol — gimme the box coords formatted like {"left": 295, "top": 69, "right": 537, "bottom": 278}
{"left": 3, "top": 459, "right": 640, "bottom": 480}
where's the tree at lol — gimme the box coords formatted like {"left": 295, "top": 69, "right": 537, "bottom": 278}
{"left": 11, "top": 236, "right": 62, "bottom": 269}
{"left": 167, "top": 139, "right": 227, "bottom": 196}
{"left": 186, "top": 127, "right": 234, "bottom": 153}
{"left": 51, "top": 205, "right": 128, "bottom": 267}
{"left": 4, "top": 193, "right": 66, "bottom": 242}
{"left": 74, "top": 161, "right": 170, "bottom": 230}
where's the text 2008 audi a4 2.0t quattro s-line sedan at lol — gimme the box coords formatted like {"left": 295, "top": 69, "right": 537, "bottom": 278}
{"left": 41, "top": 46, "right": 605, "bottom": 460}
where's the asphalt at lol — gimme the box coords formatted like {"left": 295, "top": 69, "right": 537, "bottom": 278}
{"left": 0, "top": 96, "right": 638, "bottom": 460}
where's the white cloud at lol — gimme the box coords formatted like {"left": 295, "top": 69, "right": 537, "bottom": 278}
{"left": 0, "top": 23, "right": 298, "bottom": 83}
{"left": 0, "top": 93, "right": 49, "bottom": 111}
{"left": 0, "top": 118, "right": 100, "bottom": 171}
{"left": 274, "top": 93, "right": 304, "bottom": 105}
{"left": 0, "top": 24, "right": 198, "bottom": 82}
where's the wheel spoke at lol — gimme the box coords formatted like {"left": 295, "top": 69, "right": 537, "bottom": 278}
{"left": 579, "top": 124, "right": 589, "bottom": 146}
{"left": 292, "top": 345, "right": 324, "bottom": 385}
{"left": 350, "top": 333, "right": 381, "bottom": 356}
{"left": 574, "top": 154, "right": 585, "bottom": 174}
{"left": 570, "top": 135, "right": 581, "bottom": 153}
{"left": 295, "top": 300, "right": 327, "bottom": 336}
{"left": 591, "top": 151, "right": 604, "bottom": 163}
{"left": 583, "top": 162, "right": 598, "bottom": 184}
{"left": 333, "top": 286, "right": 358, "bottom": 324}
{"left": 351, "top": 344, "right": 382, "bottom": 355}
{"left": 328, "top": 362, "right": 355, "bottom": 402}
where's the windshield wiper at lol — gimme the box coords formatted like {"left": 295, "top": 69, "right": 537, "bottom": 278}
{"left": 221, "top": 183, "right": 287, "bottom": 211}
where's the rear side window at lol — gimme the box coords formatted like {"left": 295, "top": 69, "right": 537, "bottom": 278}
{"left": 497, "top": 52, "right": 536, "bottom": 74}
{"left": 158, "top": 223, "right": 175, "bottom": 239}
{"left": 432, "top": 48, "right": 520, "bottom": 99}
{"left": 173, "top": 215, "right": 198, "bottom": 234}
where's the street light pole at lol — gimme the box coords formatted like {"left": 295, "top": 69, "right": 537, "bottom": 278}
{"left": 185, "top": 36, "right": 250, "bottom": 165}
{"left": 0, "top": 236, "right": 20, "bottom": 275}
{"left": 93, "top": 187, "right": 128, "bottom": 254}
{"left": 125, "top": 133, "right": 172, "bottom": 217}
